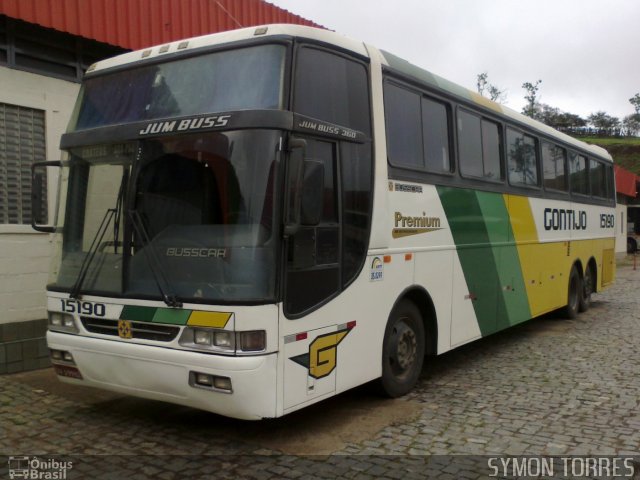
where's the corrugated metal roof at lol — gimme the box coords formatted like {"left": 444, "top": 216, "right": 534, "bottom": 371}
{"left": 0, "top": 0, "right": 321, "bottom": 50}
{"left": 615, "top": 165, "right": 639, "bottom": 198}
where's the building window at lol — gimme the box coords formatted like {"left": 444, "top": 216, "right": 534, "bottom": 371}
{"left": 0, "top": 103, "right": 46, "bottom": 224}
{"left": 0, "top": 15, "right": 126, "bottom": 83}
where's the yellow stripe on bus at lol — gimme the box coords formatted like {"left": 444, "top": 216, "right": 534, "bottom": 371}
{"left": 187, "top": 311, "right": 232, "bottom": 328}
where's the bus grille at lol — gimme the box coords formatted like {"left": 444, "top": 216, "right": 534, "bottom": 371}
{"left": 81, "top": 317, "right": 180, "bottom": 342}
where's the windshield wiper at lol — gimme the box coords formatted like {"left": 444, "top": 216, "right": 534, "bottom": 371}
{"left": 128, "top": 210, "right": 183, "bottom": 308}
{"left": 70, "top": 208, "right": 116, "bottom": 299}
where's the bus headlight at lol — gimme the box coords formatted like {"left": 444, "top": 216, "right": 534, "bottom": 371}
{"left": 213, "top": 331, "right": 234, "bottom": 348}
{"left": 48, "top": 312, "right": 78, "bottom": 334}
{"left": 194, "top": 329, "right": 212, "bottom": 346}
{"left": 179, "top": 328, "right": 264, "bottom": 354}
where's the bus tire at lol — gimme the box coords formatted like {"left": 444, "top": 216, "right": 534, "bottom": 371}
{"left": 379, "top": 299, "right": 425, "bottom": 398}
{"left": 579, "top": 263, "right": 595, "bottom": 312}
{"left": 562, "top": 266, "right": 581, "bottom": 319}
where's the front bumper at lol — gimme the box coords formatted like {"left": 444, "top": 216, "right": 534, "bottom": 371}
{"left": 47, "top": 331, "right": 278, "bottom": 420}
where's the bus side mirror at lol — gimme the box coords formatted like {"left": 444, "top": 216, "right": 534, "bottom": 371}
{"left": 300, "top": 160, "right": 324, "bottom": 226}
{"left": 284, "top": 138, "right": 306, "bottom": 237}
{"left": 31, "top": 161, "right": 62, "bottom": 233}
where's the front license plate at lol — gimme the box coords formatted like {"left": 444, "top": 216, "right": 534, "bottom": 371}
{"left": 53, "top": 364, "right": 83, "bottom": 380}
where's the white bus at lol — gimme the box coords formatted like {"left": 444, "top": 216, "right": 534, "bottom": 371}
{"left": 35, "top": 25, "right": 616, "bottom": 420}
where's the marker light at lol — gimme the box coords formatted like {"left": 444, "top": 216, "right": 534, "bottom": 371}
{"left": 239, "top": 331, "right": 266, "bottom": 352}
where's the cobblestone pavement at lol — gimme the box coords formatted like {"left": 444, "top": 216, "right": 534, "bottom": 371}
{"left": 1, "top": 264, "right": 640, "bottom": 479}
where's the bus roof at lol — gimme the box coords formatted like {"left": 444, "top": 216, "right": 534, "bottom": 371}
{"left": 87, "top": 23, "right": 611, "bottom": 163}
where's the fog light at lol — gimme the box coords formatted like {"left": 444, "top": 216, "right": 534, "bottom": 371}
{"left": 213, "top": 331, "right": 233, "bottom": 348}
{"left": 213, "top": 376, "right": 232, "bottom": 391}
{"left": 194, "top": 329, "right": 212, "bottom": 345}
{"left": 195, "top": 372, "right": 213, "bottom": 387}
{"left": 239, "top": 330, "right": 266, "bottom": 352}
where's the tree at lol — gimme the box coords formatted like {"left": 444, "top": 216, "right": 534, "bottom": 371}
{"left": 630, "top": 93, "right": 640, "bottom": 115}
{"left": 476, "top": 72, "right": 507, "bottom": 103}
{"left": 536, "top": 103, "right": 586, "bottom": 132}
{"left": 588, "top": 111, "right": 621, "bottom": 136}
{"left": 522, "top": 80, "right": 542, "bottom": 119}
{"left": 623, "top": 114, "right": 640, "bottom": 136}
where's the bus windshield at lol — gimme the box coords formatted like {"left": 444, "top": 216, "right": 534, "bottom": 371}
{"left": 51, "top": 130, "right": 281, "bottom": 303}
{"left": 68, "top": 44, "right": 286, "bottom": 131}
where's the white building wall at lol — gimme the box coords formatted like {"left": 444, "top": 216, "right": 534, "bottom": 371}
{"left": 0, "top": 66, "right": 79, "bottom": 325}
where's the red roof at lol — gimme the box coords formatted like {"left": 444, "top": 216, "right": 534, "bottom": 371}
{"left": 0, "top": 0, "right": 320, "bottom": 50}
{"left": 615, "top": 165, "right": 639, "bottom": 198}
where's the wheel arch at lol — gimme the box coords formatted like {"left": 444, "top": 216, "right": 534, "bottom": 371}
{"left": 392, "top": 286, "right": 438, "bottom": 356}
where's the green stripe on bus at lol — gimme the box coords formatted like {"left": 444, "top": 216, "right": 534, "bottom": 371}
{"left": 438, "top": 187, "right": 532, "bottom": 335}
{"left": 152, "top": 308, "right": 191, "bottom": 325}
{"left": 437, "top": 186, "right": 500, "bottom": 336}
{"left": 120, "top": 305, "right": 156, "bottom": 322}
{"left": 475, "top": 192, "right": 531, "bottom": 328}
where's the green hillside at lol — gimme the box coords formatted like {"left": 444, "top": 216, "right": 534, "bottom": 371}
{"left": 581, "top": 137, "right": 640, "bottom": 175}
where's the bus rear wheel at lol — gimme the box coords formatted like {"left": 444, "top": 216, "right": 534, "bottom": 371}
{"left": 562, "top": 266, "right": 581, "bottom": 319}
{"left": 579, "top": 264, "right": 595, "bottom": 312}
{"left": 379, "top": 299, "right": 425, "bottom": 398}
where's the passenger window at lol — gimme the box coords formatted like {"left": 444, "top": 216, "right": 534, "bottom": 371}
{"left": 542, "top": 142, "right": 568, "bottom": 191}
{"left": 384, "top": 83, "right": 422, "bottom": 169}
{"left": 590, "top": 159, "right": 607, "bottom": 198}
{"left": 507, "top": 128, "right": 538, "bottom": 187}
{"left": 458, "top": 110, "right": 502, "bottom": 181}
{"left": 569, "top": 152, "right": 589, "bottom": 195}
{"left": 422, "top": 97, "right": 451, "bottom": 174}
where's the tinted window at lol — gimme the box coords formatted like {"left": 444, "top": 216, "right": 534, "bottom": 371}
{"left": 294, "top": 47, "right": 370, "bottom": 135}
{"left": 542, "top": 142, "right": 568, "bottom": 191}
{"left": 507, "top": 129, "right": 538, "bottom": 187}
{"left": 569, "top": 152, "right": 589, "bottom": 195}
{"left": 458, "top": 110, "right": 483, "bottom": 178}
{"left": 590, "top": 159, "right": 607, "bottom": 198}
{"left": 384, "top": 83, "right": 422, "bottom": 168}
{"left": 422, "top": 97, "right": 451, "bottom": 173}
{"left": 481, "top": 119, "right": 502, "bottom": 180}
{"left": 458, "top": 110, "right": 502, "bottom": 181}
{"left": 73, "top": 45, "right": 286, "bottom": 131}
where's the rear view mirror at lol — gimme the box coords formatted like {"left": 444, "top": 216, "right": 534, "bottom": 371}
{"left": 31, "top": 161, "right": 62, "bottom": 233}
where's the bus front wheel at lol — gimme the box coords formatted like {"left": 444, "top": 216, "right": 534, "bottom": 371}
{"left": 562, "top": 266, "right": 581, "bottom": 319}
{"left": 379, "top": 299, "right": 425, "bottom": 398}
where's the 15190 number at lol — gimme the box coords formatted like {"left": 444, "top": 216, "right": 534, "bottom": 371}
{"left": 60, "top": 299, "right": 106, "bottom": 317}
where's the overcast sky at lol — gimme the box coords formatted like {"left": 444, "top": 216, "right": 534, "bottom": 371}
{"left": 269, "top": 0, "right": 639, "bottom": 120}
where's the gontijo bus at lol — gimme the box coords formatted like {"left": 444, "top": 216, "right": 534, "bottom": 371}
{"left": 35, "top": 24, "right": 616, "bottom": 420}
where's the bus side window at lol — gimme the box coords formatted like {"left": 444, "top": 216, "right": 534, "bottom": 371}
{"left": 458, "top": 110, "right": 502, "bottom": 181}
{"left": 542, "top": 142, "right": 568, "bottom": 192}
{"left": 569, "top": 152, "right": 589, "bottom": 195}
{"left": 507, "top": 128, "right": 538, "bottom": 187}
